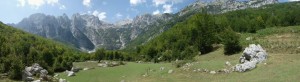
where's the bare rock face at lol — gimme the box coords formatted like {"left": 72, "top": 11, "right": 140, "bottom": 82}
{"left": 234, "top": 44, "right": 268, "bottom": 72}
{"left": 23, "top": 63, "right": 49, "bottom": 81}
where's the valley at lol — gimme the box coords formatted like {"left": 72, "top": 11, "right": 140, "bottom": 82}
{"left": 0, "top": 0, "right": 300, "bottom": 82}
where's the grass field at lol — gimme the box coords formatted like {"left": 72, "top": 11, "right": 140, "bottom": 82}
{"left": 57, "top": 52, "right": 300, "bottom": 82}
{"left": 57, "top": 26, "right": 300, "bottom": 82}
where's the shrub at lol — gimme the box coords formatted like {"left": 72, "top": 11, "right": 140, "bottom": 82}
{"left": 8, "top": 55, "right": 24, "bottom": 80}
{"left": 221, "top": 28, "right": 242, "bottom": 55}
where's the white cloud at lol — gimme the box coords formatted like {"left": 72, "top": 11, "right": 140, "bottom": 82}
{"left": 126, "top": 15, "right": 131, "bottom": 19}
{"left": 289, "top": 0, "right": 300, "bottom": 1}
{"left": 130, "top": 0, "right": 146, "bottom": 6}
{"left": 153, "top": 0, "right": 167, "bottom": 6}
{"left": 92, "top": 10, "right": 106, "bottom": 21}
{"left": 163, "top": 4, "right": 172, "bottom": 13}
{"left": 59, "top": 5, "right": 66, "bottom": 10}
{"left": 18, "top": 0, "right": 62, "bottom": 9}
{"left": 17, "top": 0, "right": 26, "bottom": 7}
{"left": 152, "top": 0, "right": 183, "bottom": 6}
{"left": 46, "top": 0, "right": 58, "bottom": 6}
{"left": 83, "top": 0, "right": 91, "bottom": 7}
{"left": 116, "top": 13, "right": 123, "bottom": 18}
{"left": 27, "top": 0, "right": 45, "bottom": 8}
{"left": 172, "top": 0, "right": 183, "bottom": 4}
{"left": 129, "top": 8, "right": 139, "bottom": 13}
{"left": 152, "top": 10, "right": 160, "bottom": 15}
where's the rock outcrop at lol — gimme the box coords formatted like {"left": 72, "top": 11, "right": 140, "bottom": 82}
{"left": 23, "top": 63, "right": 50, "bottom": 81}
{"left": 234, "top": 44, "right": 268, "bottom": 72}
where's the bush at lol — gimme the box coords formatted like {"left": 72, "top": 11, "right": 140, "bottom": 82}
{"left": 8, "top": 55, "right": 24, "bottom": 80}
{"left": 221, "top": 28, "right": 242, "bottom": 55}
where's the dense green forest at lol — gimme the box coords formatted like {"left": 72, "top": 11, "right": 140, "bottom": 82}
{"left": 0, "top": 22, "right": 90, "bottom": 80}
{"left": 224, "top": 2, "right": 300, "bottom": 32}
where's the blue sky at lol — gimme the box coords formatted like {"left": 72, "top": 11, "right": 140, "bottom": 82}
{"left": 0, "top": 0, "right": 295, "bottom": 24}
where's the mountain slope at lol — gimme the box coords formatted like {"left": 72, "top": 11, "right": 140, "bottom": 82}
{"left": 137, "top": 1, "right": 300, "bottom": 61}
{"left": 0, "top": 21, "right": 87, "bottom": 80}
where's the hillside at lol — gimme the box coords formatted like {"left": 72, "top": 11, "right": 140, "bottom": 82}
{"left": 0, "top": 22, "right": 88, "bottom": 80}
{"left": 137, "top": 1, "right": 300, "bottom": 62}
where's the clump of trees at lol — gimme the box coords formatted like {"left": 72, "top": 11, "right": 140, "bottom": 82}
{"left": 93, "top": 48, "right": 134, "bottom": 62}
{"left": 137, "top": 13, "right": 221, "bottom": 62}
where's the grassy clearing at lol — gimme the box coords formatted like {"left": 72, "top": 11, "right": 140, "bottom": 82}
{"left": 57, "top": 26, "right": 300, "bottom": 82}
{"left": 58, "top": 62, "right": 174, "bottom": 82}
{"left": 240, "top": 26, "right": 300, "bottom": 54}
{"left": 58, "top": 53, "right": 300, "bottom": 82}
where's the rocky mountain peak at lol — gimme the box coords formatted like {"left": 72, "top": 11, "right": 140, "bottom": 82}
{"left": 115, "top": 19, "right": 133, "bottom": 27}
{"left": 179, "top": 0, "right": 278, "bottom": 16}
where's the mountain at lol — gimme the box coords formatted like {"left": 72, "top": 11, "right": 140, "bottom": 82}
{"left": 178, "top": 0, "right": 278, "bottom": 16}
{"left": 11, "top": 0, "right": 278, "bottom": 52}
{"left": 14, "top": 13, "right": 94, "bottom": 51}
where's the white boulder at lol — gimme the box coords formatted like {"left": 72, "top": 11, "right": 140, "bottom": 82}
{"left": 160, "top": 67, "right": 165, "bottom": 71}
{"left": 168, "top": 70, "right": 173, "bottom": 74}
{"left": 97, "top": 63, "right": 108, "bottom": 67}
{"left": 210, "top": 71, "right": 216, "bottom": 74}
{"left": 59, "top": 78, "right": 67, "bottom": 82}
{"left": 225, "top": 61, "right": 231, "bottom": 66}
{"left": 235, "top": 44, "right": 267, "bottom": 72}
{"left": 66, "top": 70, "right": 75, "bottom": 77}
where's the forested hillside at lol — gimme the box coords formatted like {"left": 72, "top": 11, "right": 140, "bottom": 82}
{"left": 0, "top": 22, "right": 89, "bottom": 80}
{"left": 136, "top": 2, "right": 300, "bottom": 62}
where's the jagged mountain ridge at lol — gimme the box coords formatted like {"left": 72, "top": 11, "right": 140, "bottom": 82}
{"left": 12, "top": 0, "right": 278, "bottom": 51}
